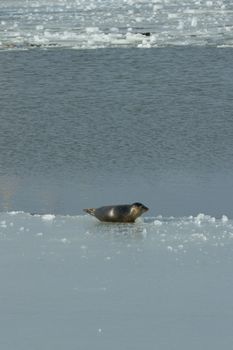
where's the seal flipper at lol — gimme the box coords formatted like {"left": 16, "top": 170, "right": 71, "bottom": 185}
{"left": 83, "top": 208, "right": 96, "bottom": 216}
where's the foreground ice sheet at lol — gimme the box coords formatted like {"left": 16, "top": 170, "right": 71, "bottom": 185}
{"left": 0, "top": 211, "right": 233, "bottom": 349}
{"left": 1, "top": 0, "right": 233, "bottom": 49}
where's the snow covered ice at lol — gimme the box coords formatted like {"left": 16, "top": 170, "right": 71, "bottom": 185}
{"left": 1, "top": 0, "right": 233, "bottom": 49}
{"left": 1, "top": 211, "right": 233, "bottom": 349}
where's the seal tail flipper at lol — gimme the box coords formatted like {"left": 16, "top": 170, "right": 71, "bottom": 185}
{"left": 83, "top": 208, "right": 96, "bottom": 216}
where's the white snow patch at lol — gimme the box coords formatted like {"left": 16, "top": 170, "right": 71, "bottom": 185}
{"left": 168, "top": 13, "right": 178, "bottom": 19}
{"left": 194, "top": 213, "right": 216, "bottom": 225}
{"left": 8, "top": 211, "right": 24, "bottom": 215}
{"left": 41, "top": 214, "right": 55, "bottom": 221}
{"left": 156, "top": 215, "right": 163, "bottom": 220}
{"left": 191, "top": 17, "right": 198, "bottom": 27}
{"left": 1, "top": 220, "right": 7, "bottom": 228}
{"left": 86, "top": 27, "right": 100, "bottom": 34}
{"left": 191, "top": 233, "right": 208, "bottom": 241}
{"left": 60, "top": 238, "right": 69, "bottom": 243}
{"left": 142, "top": 228, "right": 147, "bottom": 238}
{"left": 154, "top": 220, "right": 162, "bottom": 226}
{"left": 221, "top": 215, "right": 228, "bottom": 223}
{"left": 36, "top": 232, "right": 44, "bottom": 236}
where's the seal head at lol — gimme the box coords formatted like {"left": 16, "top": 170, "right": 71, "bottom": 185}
{"left": 83, "top": 202, "right": 149, "bottom": 223}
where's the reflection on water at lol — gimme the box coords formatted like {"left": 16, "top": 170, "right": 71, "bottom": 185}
{"left": 0, "top": 175, "right": 19, "bottom": 211}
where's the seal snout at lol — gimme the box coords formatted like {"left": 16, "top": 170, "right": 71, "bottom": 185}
{"left": 142, "top": 205, "right": 149, "bottom": 212}
{"left": 132, "top": 202, "right": 149, "bottom": 212}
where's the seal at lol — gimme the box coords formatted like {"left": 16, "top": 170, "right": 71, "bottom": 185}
{"left": 83, "top": 202, "right": 149, "bottom": 223}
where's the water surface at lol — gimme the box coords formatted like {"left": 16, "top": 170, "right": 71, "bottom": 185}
{"left": 1, "top": 48, "right": 233, "bottom": 216}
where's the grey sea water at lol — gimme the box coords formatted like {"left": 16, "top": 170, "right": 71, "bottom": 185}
{"left": 0, "top": 48, "right": 233, "bottom": 216}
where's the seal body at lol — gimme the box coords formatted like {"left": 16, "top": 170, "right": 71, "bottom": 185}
{"left": 83, "top": 202, "right": 149, "bottom": 223}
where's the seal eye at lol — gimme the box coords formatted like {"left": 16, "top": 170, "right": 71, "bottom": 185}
{"left": 132, "top": 202, "right": 143, "bottom": 207}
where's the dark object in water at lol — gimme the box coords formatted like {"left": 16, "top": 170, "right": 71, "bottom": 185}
{"left": 141, "top": 32, "right": 151, "bottom": 37}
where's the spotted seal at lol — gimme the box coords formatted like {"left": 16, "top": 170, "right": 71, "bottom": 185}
{"left": 83, "top": 202, "right": 149, "bottom": 223}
